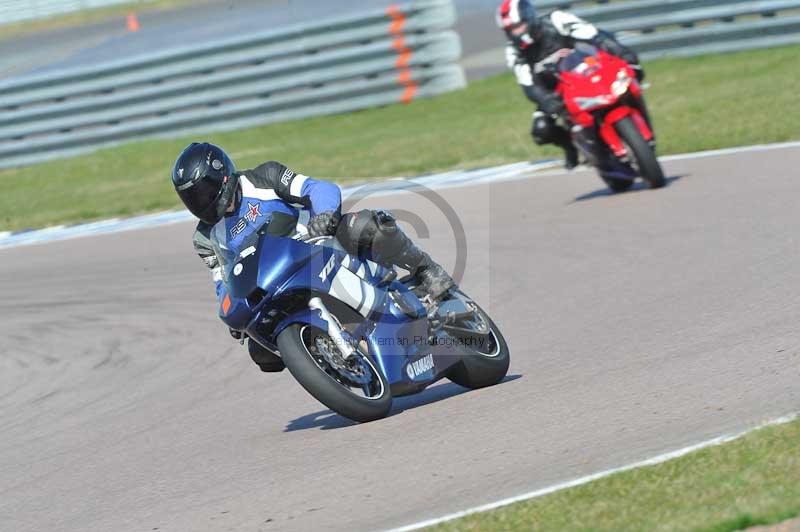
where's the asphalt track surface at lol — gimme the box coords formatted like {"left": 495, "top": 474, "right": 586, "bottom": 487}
{"left": 2, "top": 145, "right": 800, "bottom": 531}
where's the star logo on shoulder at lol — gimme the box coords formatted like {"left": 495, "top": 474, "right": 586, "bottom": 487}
{"left": 245, "top": 202, "right": 262, "bottom": 223}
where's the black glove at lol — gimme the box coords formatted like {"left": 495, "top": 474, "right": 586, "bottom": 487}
{"left": 540, "top": 94, "right": 565, "bottom": 117}
{"left": 631, "top": 64, "right": 645, "bottom": 82}
{"left": 534, "top": 61, "right": 560, "bottom": 90}
{"left": 307, "top": 211, "right": 341, "bottom": 238}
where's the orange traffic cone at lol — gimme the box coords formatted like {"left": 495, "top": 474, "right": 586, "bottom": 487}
{"left": 126, "top": 12, "right": 140, "bottom": 32}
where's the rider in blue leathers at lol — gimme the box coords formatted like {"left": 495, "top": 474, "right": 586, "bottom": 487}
{"left": 171, "top": 142, "right": 456, "bottom": 372}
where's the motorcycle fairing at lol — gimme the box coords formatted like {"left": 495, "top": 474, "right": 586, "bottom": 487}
{"left": 272, "top": 276, "right": 462, "bottom": 390}
{"left": 558, "top": 50, "right": 632, "bottom": 125}
{"left": 213, "top": 227, "right": 463, "bottom": 390}
{"left": 555, "top": 46, "right": 654, "bottom": 166}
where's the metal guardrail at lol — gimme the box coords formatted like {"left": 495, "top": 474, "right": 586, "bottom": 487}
{"left": 3, "top": 0, "right": 800, "bottom": 168}
{"left": 0, "top": 0, "right": 466, "bottom": 169}
{"left": 538, "top": 0, "right": 800, "bottom": 60}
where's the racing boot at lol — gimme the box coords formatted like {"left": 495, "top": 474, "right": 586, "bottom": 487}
{"left": 562, "top": 143, "right": 579, "bottom": 170}
{"left": 370, "top": 211, "right": 456, "bottom": 300}
{"left": 392, "top": 243, "right": 456, "bottom": 300}
{"left": 553, "top": 128, "right": 580, "bottom": 170}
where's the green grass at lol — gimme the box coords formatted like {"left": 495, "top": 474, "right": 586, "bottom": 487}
{"left": 2, "top": 44, "right": 799, "bottom": 231}
{"left": 430, "top": 418, "right": 800, "bottom": 532}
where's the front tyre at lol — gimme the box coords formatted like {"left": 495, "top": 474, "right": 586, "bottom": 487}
{"left": 615, "top": 116, "right": 665, "bottom": 189}
{"left": 446, "top": 293, "right": 510, "bottom": 389}
{"left": 602, "top": 176, "right": 634, "bottom": 193}
{"left": 278, "top": 325, "right": 392, "bottom": 423}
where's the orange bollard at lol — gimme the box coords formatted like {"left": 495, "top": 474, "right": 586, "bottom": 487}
{"left": 126, "top": 12, "right": 140, "bottom": 32}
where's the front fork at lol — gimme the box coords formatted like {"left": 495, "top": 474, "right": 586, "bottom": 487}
{"left": 597, "top": 104, "right": 654, "bottom": 160}
{"left": 309, "top": 297, "right": 356, "bottom": 359}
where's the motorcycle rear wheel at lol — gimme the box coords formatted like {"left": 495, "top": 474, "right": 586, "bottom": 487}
{"left": 278, "top": 324, "right": 392, "bottom": 423}
{"left": 615, "top": 116, "right": 666, "bottom": 189}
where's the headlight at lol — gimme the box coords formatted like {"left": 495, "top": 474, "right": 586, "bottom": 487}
{"left": 611, "top": 70, "right": 632, "bottom": 97}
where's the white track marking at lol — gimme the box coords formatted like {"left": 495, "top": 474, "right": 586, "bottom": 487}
{"left": 660, "top": 140, "right": 800, "bottom": 161}
{"left": 384, "top": 412, "right": 799, "bottom": 532}
{"left": 2, "top": 141, "right": 800, "bottom": 251}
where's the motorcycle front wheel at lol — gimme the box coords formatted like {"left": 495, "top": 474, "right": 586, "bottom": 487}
{"left": 602, "top": 176, "right": 634, "bottom": 193}
{"left": 615, "top": 116, "right": 666, "bottom": 189}
{"left": 444, "top": 291, "right": 510, "bottom": 389}
{"left": 278, "top": 324, "right": 392, "bottom": 423}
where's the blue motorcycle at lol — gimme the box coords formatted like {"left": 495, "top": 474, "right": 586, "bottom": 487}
{"left": 210, "top": 214, "right": 509, "bottom": 423}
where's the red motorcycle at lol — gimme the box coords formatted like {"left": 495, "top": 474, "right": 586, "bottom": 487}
{"left": 543, "top": 43, "right": 665, "bottom": 191}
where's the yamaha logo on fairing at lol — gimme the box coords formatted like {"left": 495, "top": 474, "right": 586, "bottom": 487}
{"left": 406, "top": 354, "right": 434, "bottom": 380}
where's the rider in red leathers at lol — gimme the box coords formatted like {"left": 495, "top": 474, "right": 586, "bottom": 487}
{"left": 497, "top": 0, "right": 644, "bottom": 169}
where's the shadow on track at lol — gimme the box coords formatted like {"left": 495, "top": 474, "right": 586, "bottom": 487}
{"left": 284, "top": 374, "right": 523, "bottom": 432}
{"left": 571, "top": 174, "right": 687, "bottom": 203}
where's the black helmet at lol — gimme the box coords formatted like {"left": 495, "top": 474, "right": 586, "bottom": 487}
{"left": 172, "top": 142, "right": 237, "bottom": 225}
{"left": 496, "top": 0, "right": 539, "bottom": 50}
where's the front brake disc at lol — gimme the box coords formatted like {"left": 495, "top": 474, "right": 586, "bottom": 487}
{"left": 314, "top": 336, "right": 372, "bottom": 385}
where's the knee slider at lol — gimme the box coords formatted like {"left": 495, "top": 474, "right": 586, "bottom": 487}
{"left": 337, "top": 209, "right": 407, "bottom": 262}
{"left": 370, "top": 210, "right": 407, "bottom": 260}
{"left": 337, "top": 209, "right": 376, "bottom": 256}
{"left": 532, "top": 114, "right": 554, "bottom": 145}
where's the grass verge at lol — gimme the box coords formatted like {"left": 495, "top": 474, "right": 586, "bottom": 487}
{"left": 1, "top": 44, "right": 799, "bottom": 231}
{"left": 429, "top": 417, "right": 800, "bottom": 532}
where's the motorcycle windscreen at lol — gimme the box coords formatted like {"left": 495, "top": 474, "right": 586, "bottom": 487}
{"left": 210, "top": 211, "right": 301, "bottom": 299}
{"left": 210, "top": 219, "right": 265, "bottom": 299}
{"left": 558, "top": 43, "right": 600, "bottom": 74}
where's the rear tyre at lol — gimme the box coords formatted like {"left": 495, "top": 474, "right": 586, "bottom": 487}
{"left": 615, "top": 116, "right": 665, "bottom": 189}
{"left": 446, "top": 294, "right": 510, "bottom": 389}
{"left": 278, "top": 325, "right": 392, "bottom": 423}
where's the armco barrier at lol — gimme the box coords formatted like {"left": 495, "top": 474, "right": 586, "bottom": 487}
{"left": 3, "top": 0, "right": 800, "bottom": 168}
{"left": 539, "top": 0, "right": 800, "bottom": 60}
{"left": 0, "top": 0, "right": 466, "bottom": 169}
